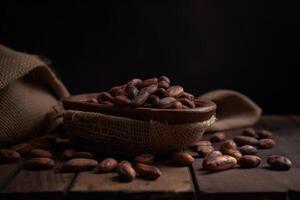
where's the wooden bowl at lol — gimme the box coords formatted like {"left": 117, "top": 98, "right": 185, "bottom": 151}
{"left": 63, "top": 93, "right": 217, "bottom": 124}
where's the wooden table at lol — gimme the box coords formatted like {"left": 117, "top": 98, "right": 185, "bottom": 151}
{"left": 0, "top": 115, "right": 300, "bottom": 200}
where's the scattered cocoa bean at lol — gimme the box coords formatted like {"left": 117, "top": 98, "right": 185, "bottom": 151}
{"left": 239, "top": 145, "right": 258, "bottom": 155}
{"left": 117, "top": 161, "right": 136, "bottom": 182}
{"left": 257, "top": 139, "right": 275, "bottom": 149}
{"left": 94, "top": 158, "right": 118, "bottom": 173}
{"left": 24, "top": 157, "right": 55, "bottom": 170}
{"left": 210, "top": 132, "right": 226, "bottom": 142}
{"left": 196, "top": 145, "right": 214, "bottom": 157}
{"left": 204, "top": 155, "right": 237, "bottom": 171}
{"left": 220, "top": 140, "right": 237, "bottom": 152}
{"left": 28, "top": 149, "right": 53, "bottom": 158}
{"left": 172, "top": 152, "right": 194, "bottom": 166}
{"left": 62, "top": 158, "right": 98, "bottom": 172}
{"left": 11, "top": 143, "right": 34, "bottom": 155}
{"left": 202, "top": 151, "right": 223, "bottom": 170}
{"left": 221, "top": 149, "right": 242, "bottom": 161}
{"left": 234, "top": 136, "right": 258, "bottom": 146}
{"left": 62, "top": 149, "right": 76, "bottom": 160}
{"left": 135, "top": 154, "right": 155, "bottom": 164}
{"left": 166, "top": 86, "right": 184, "bottom": 97}
{"left": 135, "top": 163, "right": 162, "bottom": 180}
{"left": 147, "top": 95, "right": 160, "bottom": 106}
{"left": 0, "top": 149, "right": 21, "bottom": 163}
{"left": 242, "top": 128, "right": 256, "bottom": 137}
{"left": 239, "top": 155, "right": 261, "bottom": 168}
{"left": 267, "top": 155, "right": 292, "bottom": 170}
{"left": 257, "top": 129, "right": 273, "bottom": 139}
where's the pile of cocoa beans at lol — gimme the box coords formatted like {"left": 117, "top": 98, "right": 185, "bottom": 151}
{"left": 96, "top": 76, "right": 196, "bottom": 109}
{"left": 190, "top": 128, "right": 292, "bottom": 171}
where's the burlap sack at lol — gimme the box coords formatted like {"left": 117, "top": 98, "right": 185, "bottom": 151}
{"left": 0, "top": 45, "right": 69, "bottom": 147}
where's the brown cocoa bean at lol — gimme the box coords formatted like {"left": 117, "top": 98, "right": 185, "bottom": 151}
{"left": 242, "top": 127, "right": 256, "bottom": 137}
{"left": 29, "top": 149, "right": 53, "bottom": 158}
{"left": 178, "top": 98, "right": 195, "bottom": 108}
{"left": 158, "top": 80, "right": 170, "bottom": 89}
{"left": 102, "top": 101, "right": 114, "bottom": 106}
{"left": 11, "top": 143, "right": 34, "bottom": 155}
{"left": 205, "top": 155, "right": 237, "bottom": 171}
{"left": 166, "top": 86, "right": 184, "bottom": 97}
{"left": 135, "top": 154, "right": 155, "bottom": 164}
{"left": 0, "top": 149, "right": 21, "bottom": 163}
{"left": 257, "top": 139, "right": 275, "bottom": 149}
{"left": 97, "top": 92, "right": 114, "bottom": 103}
{"left": 142, "top": 78, "right": 158, "bottom": 88}
{"left": 140, "top": 84, "right": 158, "bottom": 95}
{"left": 109, "top": 85, "right": 127, "bottom": 96}
{"left": 127, "top": 78, "right": 142, "bottom": 87}
{"left": 239, "top": 155, "right": 261, "bottom": 168}
{"left": 127, "top": 85, "right": 139, "bottom": 99}
{"left": 210, "top": 132, "right": 226, "bottom": 142}
{"left": 132, "top": 91, "right": 150, "bottom": 107}
{"left": 154, "top": 88, "right": 166, "bottom": 98}
{"left": 113, "top": 95, "right": 131, "bottom": 107}
{"left": 24, "top": 157, "right": 55, "bottom": 170}
{"left": 220, "top": 140, "right": 237, "bottom": 151}
{"left": 196, "top": 145, "right": 214, "bottom": 157}
{"left": 169, "top": 101, "right": 183, "bottom": 109}
{"left": 135, "top": 163, "right": 162, "bottom": 180}
{"left": 172, "top": 152, "right": 195, "bottom": 166}
{"left": 86, "top": 98, "right": 98, "bottom": 103}
{"left": 257, "top": 129, "right": 273, "bottom": 139}
{"left": 158, "top": 75, "right": 170, "bottom": 83}
{"left": 117, "top": 161, "right": 136, "bottom": 182}
{"left": 239, "top": 145, "right": 258, "bottom": 155}
{"left": 94, "top": 158, "right": 118, "bottom": 173}
{"left": 234, "top": 136, "right": 258, "bottom": 146}
{"left": 62, "top": 158, "right": 98, "bottom": 172}
{"left": 62, "top": 149, "right": 76, "bottom": 160}
{"left": 191, "top": 140, "right": 212, "bottom": 148}
{"left": 178, "top": 92, "right": 194, "bottom": 101}
{"left": 72, "top": 151, "right": 94, "bottom": 159}
{"left": 202, "top": 151, "right": 223, "bottom": 170}
{"left": 157, "top": 97, "right": 177, "bottom": 108}
{"left": 267, "top": 155, "right": 292, "bottom": 170}
{"left": 147, "top": 95, "right": 160, "bottom": 106}
{"left": 182, "top": 105, "right": 189, "bottom": 109}
{"left": 221, "top": 149, "right": 242, "bottom": 161}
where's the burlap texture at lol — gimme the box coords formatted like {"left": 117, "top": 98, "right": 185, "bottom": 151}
{"left": 0, "top": 45, "right": 69, "bottom": 147}
{"left": 64, "top": 110, "right": 216, "bottom": 155}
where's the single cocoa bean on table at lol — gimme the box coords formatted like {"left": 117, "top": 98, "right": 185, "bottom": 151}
{"left": 202, "top": 151, "right": 223, "bottom": 170}
{"left": 172, "top": 152, "right": 195, "bottom": 166}
{"left": 238, "top": 155, "right": 261, "bottom": 168}
{"left": 135, "top": 154, "right": 155, "bottom": 164}
{"left": 257, "top": 129, "right": 273, "bottom": 139}
{"left": 242, "top": 128, "right": 256, "bottom": 137}
{"left": 62, "top": 158, "right": 98, "bottom": 172}
{"left": 221, "top": 149, "right": 242, "bottom": 161}
{"left": 204, "top": 155, "right": 237, "bottom": 171}
{"left": 11, "top": 143, "right": 34, "bottom": 155}
{"left": 62, "top": 149, "right": 76, "bottom": 160}
{"left": 257, "top": 139, "right": 275, "bottom": 149}
{"left": 196, "top": 145, "right": 214, "bottom": 157}
{"left": 117, "top": 161, "right": 136, "bottom": 182}
{"left": 0, "top": 149, "right": 21, "bottom": 164}
{"left": 234, "top": 136, "right": 258, "bottom": 146}
{"left": 166, "top": 86, "right": 184, "bottom": 97}
{"left": 239, "top": 145, "right": 258, "bottom": 155}
{"left": 28, "top": 149, "right": 53, "bottom": 158}
{"left": 210, "top": 132, "right": 226, "bottom": 142}
{"left": 267, "top": 155, "right": 292, "bottom": 170}
{"left": 94, "top": 158, "right": 118, "bottom": 173}
{"left": 24, "top": 157, "right": 55, "bottom": 170}
{"left": 135, "top": 163, "right": 162, "bottom": 180}
{"left": 220, "top": 140, "right": 237, "bottom": 152}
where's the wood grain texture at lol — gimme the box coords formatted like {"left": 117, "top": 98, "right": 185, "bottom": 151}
{"left": 69, "top": 163, "right": 195, "bottom": 200}
{"left": 0, "top": 161, "right": 22, "bottom": 190}
{"left": 192, "top": 117, "right": 300, "bottom": 200}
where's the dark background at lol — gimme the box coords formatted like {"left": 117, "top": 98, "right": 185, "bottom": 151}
{"left": 1, "top": 1, "right": 299, "bottom": 114}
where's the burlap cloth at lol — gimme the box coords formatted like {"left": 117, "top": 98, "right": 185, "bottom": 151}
{"left": 0, "top": 45, "right": 262, "bottom": 147}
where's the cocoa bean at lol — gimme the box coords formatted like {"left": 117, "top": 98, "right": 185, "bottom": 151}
{"left": 158, "top": 75, "right": 170, "bottom": 83}
{"left": 62, "top": 149, "right": 76, "bottom": 160}
{"left": 196, "top": 145, "right": 214, "bottom": 157}
{"left": 210, "top": 132, "right": 226, "bottom": 142}
{"left": 267, "top": 155, "right": 292, "bottom": 170}
{"left": 202, "top": 151, "right": 223, "bottom": 170}
{"left": 191, "top": 140, "right": 212, "bottom": 148}
{"left": 62, "top": 158, "right": 98, "bottom": 172}
{"left": 135, "top": 163, "right": 162, "bottom": 180}
{"left": 239, "top": 145, "right": 258, "bottom": 155}
{"left": 157, "top": 97, "right": 177, "bottom": 109}
{"left": 257, "top": 129, "right": 273, "bottom": 139}
{"left": 127, "top": 78, "right": 142, "bottom": 88}
{"left": 205, "top": 155, "right": 237, "bottom": 171}
{"left": 109, "top": 85, "right": 127, "bottom": 96}
{"left": 178, "top": 98, "right": 195, "bottom": 108}
{"left": 94, "top": 158, "right": 118, "bottom": 173}
{"left": 24, "top": 157, "right": 55, "bottom": 170}
{"left": 117, "top": 161, "right": 136, "bottom": 182}
{"left": 158, "top": 80, "right": 170, "bottom": 89}
{"left": 140, "top": 84, "right": 158, "bottom": 95}
{"left": 166, "top": 86, "right": 184, "bottom": 97}
{"left": 153, "top": 88, "right": 166, "bottom": 98}
{"left": 178, "top": 92, "right": 194, "bottom": 101}
{"left": 234, "top": 136, "right": 258, "bottom": 146}
{"left": 242, "top": 127, "right": 256, "bottom": 137}
{"left": 172, "top": 152, "right": 194, "bottom": 166}
{"left": 147, "top": 95, "right": 160, "bottom": 106}
{"left": 29, "top": 149, "right": 53, "bottom": 158}
{"left": 86, "top": 98, "right": 98, "bottom": 103}
{"left": 132, "top": 91, "right": 150, "bottom": 107}
{"left": 134, "top": 154, "right": 155, "bottom": 164}
{"left": 239, "top": 155, "right": 261, "bottom": 168}
{"left": 102, "top": 101, "right": 114, "bottom": 106}
{"left": 220, "top": 140, "right": 237, "bottom": 151}
{"left": 257, "top": 139, "right": 275, "bottom": 149}
{"left": 169, "top": 101, "right": 183, "bottom": 109}
{"left": 113, "top": 95, "right": 131, "bottom": 107}
{"left": 221, "top": 149, "right": 242, "bottom": 161}
{"left": 127, "top": 85, "right": 139, "bottom": 99}
{"left": 0, "top": 149, "right": 21, "bottom": 163}
{"left": 97, "top": 92, "right": 114, "bottom": 103}
{"left": 11, "top": 143, "right": 34, "bottom": 155}
{"left": 141, "top": 78, "right": 158, "bottom": 88}
{"left": 71, "top": 151, "right": 94, "bottom": 159}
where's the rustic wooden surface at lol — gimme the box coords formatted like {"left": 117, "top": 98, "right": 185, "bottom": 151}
{"left": 0, "top": 115, "right": 299, "bottom": 200}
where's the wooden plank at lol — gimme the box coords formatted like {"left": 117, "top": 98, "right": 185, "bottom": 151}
{"left": 289, "top": 115, "right": 300, "bottom": 126}
{"left": 69, "top": 162, "right": 195, "bottom": 200}
{"left": 0, "top": 161, "right": 76, "bottom": 200}
{"left": 192, "top": 118, "right": 300, "bottom": 200}
{"left": 0, "top": 161, "right": 22, "bottom": 190}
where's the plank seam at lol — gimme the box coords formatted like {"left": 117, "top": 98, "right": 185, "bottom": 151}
{"left": 64, "top": 173, "right": 78, "bottom": 200}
